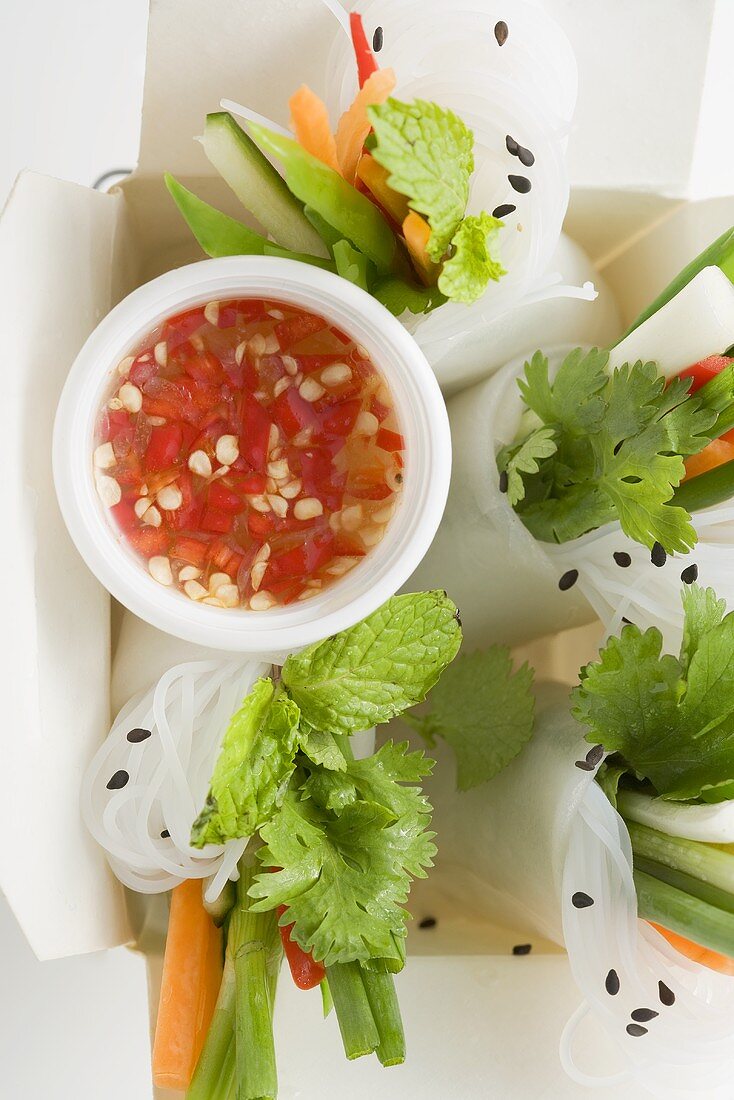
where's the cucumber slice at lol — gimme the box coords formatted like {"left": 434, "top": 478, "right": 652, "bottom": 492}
{"left": 202, "top": 112, "right": 328, "bottom": 257}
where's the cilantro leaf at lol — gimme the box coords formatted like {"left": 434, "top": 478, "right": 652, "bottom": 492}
{"left": 281, "top": 591, "right": 462, "bottom": 736}
{"left": 191, "top": 679, "right": 301, "bottom": 847}
{"left": 368, "top": 98, "right": 473, "bottom": 261}
{"left": 304, "top": 741, "right": 434, "bottom": 820}
{"left": 497, "top": 426, "right": 557, "bottom": 506}
{"left": 409, "top": 647, "right": 535, "bottom": 790}
{"left": 437, "top": 212, "right": 506, "bottom": 304}
{"left": 249, "top": 791, "right": 435, "bottom": 967}
{"left": 372, "top": 276, "right": 446, "bottom": 316}
{"left": 509, "top": 349, "right": 719, "bottom": 552}
{"left": 572, "top": 586, "right": 734, "bottom": 800}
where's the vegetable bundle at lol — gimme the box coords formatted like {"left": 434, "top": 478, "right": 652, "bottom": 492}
{"left": 414, "top": 227, "right": 734, "bottom": 650}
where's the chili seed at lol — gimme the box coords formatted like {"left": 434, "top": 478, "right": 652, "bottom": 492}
{"left": 106, "top": 770, "right": 129, "bottom": 791}
{"left": 508, "top": 174, "right": 532, "bottom": 193}
{"left": 340, "top": 505, "right": 363, "bottom": 531}
{"left": 512, "top": 944, "right": 532, "bottom": 956}
{"left": 143, "top": 505, "right": 162, "bottom": 528}
{"left": 117, "top": 355, "right": 134, "bottom": 376}
{"left": 215, "top": 434, "right": 239, "bottom": 465}
{"left": 298, "top": 378, "right": 325, "bottom": 402}
{"left": 280, "top": 478, "right": 302, "bottom": 500}
{"left": 154, "top": 341, "right": 168, "bottom": 367}
{"left": 558, "top": 569, "right": 579, "bottom": 591}
{"left": 249, "top": 494, "right": 271, "bottom": 513}
{"left": 119, "top": 382, "right": 143, "bottom": 413}
{"left": 493, "top": 204, "right": 516, "bottom": 219}
{"left": 268, "top": 424, "right": 280, "bottom": 452}
{"left": 631, "top": 1008, "right": 659, "bottom": 1023}
{"left": 188, "top": 450, "right": 212, "bottom": 478}
{"left": 208, "top": 572, "right": 231, "bottom": 592}
{"left": 651, "top": 542, "right": 667, "bottom": 567}
{"left": 282, "top": 355, "right": 299, "bottom": 376}
{"left": 250, "top": 590, "right": 276, "bottom": 611}
{"left": 626, "top": 1024, "right": 648, "bottom": 1038}
{"left": 273, "top": 376, "right": 291, "bottom": 397}
{"left": 134, "top": 497, "right": 152, "bottom": 518}
{"left": 204, "top": 301, "right": 220, "bottom": 326}
{"left": 681, "top": 563, "right": 698, "bottom": 584}
{"left": 253, "top": 543, "right": 271, "bottom": 565}
{"left": 178, "top": 566, "right": 201, "bottom": 582}
{"left": 157, "top": 484, "right": 183, "bottom": 511}
{"left": 294, "top": 497, "right": 324, "bottom": 521}
{"left": 263, "top": 333, "right": 280, "bottom": 355}
{"left": 356, "top": 410, "right": 380, "bottom": 436}
{"left": 571, "top": 892, "right": 594, "bottom": 909}
{"left": 268, "top": 494, "right": 288, "bottom": 518}
{"left": 250, "top": 561, "right": 268, "bottom": 592}
{"left": 321, "top": 362, "right": 352, "bottom": 386}
{"left": 613, "top": 551, "right": 632, "bottom": 568}
{"left": 184, "top": 579, "right": 208, "bottom": 600}
{"left": 235, "top": 340, "right": 247, "bottom": 367}
{"left": 658, "top": 981, "right": 675, "bottom": 1006}
{"left": 202, "top": 596, "right": 224, "bottom": 607}
{"left": 94, "top": 442, "right": 116, "bottom": 469}
{"left": 605, "top": 969, "right": 620, "bottom": 995}
{"left": 494, "top": 19, "right": 508, "bottom": 45}
{"left": 149, "top": 556, "right": 173, "bottom": 586}
{"left": 126, "top": 728, "right": 152, "bottom": 743}
{"left": 249, "top": 333, "right": 266, "bottom": 356}
{"left": 267, "top": 458, "right": 290, "bottom": 480}
{"left": 96, "top": 475, "right": 122, "bottom": 508}
{"left": 216, "top": 585, "right": 239, "bottom": 608}
{"left": 372, "top": 25, "right": 383, "bottom": 51}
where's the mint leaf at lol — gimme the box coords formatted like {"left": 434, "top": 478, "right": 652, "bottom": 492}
{"left": 438, "top": 212, "right": 506, "bottom": 304}
{"left": 249, "top": 792, "right": 435, "bottom": 967}
{"left": 369, "top": 98, "right": 473, "bottom": 261}
{"left": 299, "top": 727, "right": 347, "bottom": 772}
{"left": 373, "top": 276, "right": 446, "bottom": 316}
{"left": 497, "top": 427, "right": 557, "bottom": 506}
{"left": 510, "top": 350, "right": 719, "bottom": 552}
{"left": 190, "top": 679, "right": 300, "bottom": 847}
{"left": 410, "top": 647, "right": 535, "bottom": 790}
{"left": 573, "top": 586, "right": 734, "bottom": 800}
{"left": 281, "top": 591, "right": 462, "bottom": 736}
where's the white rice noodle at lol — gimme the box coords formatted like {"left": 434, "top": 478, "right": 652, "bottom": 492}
{"left": 324, "top": 0, "right": 588, "bottom": 382}
{"left": 562, "top": 780, "right": 734, "bottom": 1098}
{"left": 82, "top": 659, "right": 270, "bottom": 896}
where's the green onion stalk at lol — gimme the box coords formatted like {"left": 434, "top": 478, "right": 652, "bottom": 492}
{"left": 188, "top": 854, "right": 282, "bottom": 1100}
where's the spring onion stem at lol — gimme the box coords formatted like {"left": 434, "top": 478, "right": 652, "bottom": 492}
{"left": 634, "top": 868, "right": 734, "bottom": 956}
{"left": 187, "top": 949, "right": 236, "bottom": 1100}
{"left": 634, "top": 856, "right": 734, "bottom": 914}
{"left": 360, "top": 964, "right": 406, "bottom": 1066}
{"left": 326, "top": 962, "right": 380, "bottom": 1059}
{"left": 228, "top": 855, "right": 282, "bottom": 1100}
{"left": 628, "top": 820, "right": 734, "bottom": 894}
{"left": 671, "top": 459, "right": 734, "bottom": 514}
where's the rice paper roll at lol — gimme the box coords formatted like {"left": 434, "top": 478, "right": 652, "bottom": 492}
{"left": 421, "top": 681, "right": 734, "bottom": 1096}
{"left": 413, "top": 265, "right": 734, "bottom": 650}
{"left": 325, "top": 0, "right": 600, "bottom": 391}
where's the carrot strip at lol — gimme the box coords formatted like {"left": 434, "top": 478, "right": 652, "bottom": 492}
{"left": 335, "top": 68, "right": 396, "bottom": 185}
{"left": 403, "top": 211, "right": 441, "bottom": 285}
{"left": 152, "top": 880, "right": 223, "bottom": 1091}
{"left": 356, "top": 154, "right": 409, "bottom": 225}
{"left": 650, "top": 922, "right": 734, "bottom": 975}
{"left": 684, "top": 438, "right": 734, "bottom": 480}
{"left": 289, "top": 85, "right": 341, "bottom": 175}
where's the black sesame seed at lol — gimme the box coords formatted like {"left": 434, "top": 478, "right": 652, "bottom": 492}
{"left": 621, "top": 616, "right": 633, "bottom": 625}
{"left": 372, "top": 25, "right": 383, "bottom": 52}
{"left": 626, "top": 1023, "right": 648, "bottom": 1037}
{"left": 574, "top": 760, "right": 594, "bottom": 771}
{"left": 419, "top": 917, "right": 437, "bottom": 929}
{"left": 681, "top": 563, "right": 698, "bottom": 585}
{"left": 517, "top": 145, "right": 535, "bottom": 167}
{"left": 586, "top": 744, "right": 604, "bottom": 767}
{"left": 651, "top": 541, "right": 667, "bottom": 567}
{"left": 631, "top": 1008, "right": 659, "bottom": 1023}
{"left": 106, "top": 769, "right": 129, "bottom": 791}
{"left": 506, "top": 134, "right": 520, "bottom": 156}
{"left": 492, "top": 203, "right": 516, "bottom": 219}
{"left": 605, "top": 968, "right": 620, "bottom": 995}
{"left": 613, "top": 551, "right": 632, "bottom": 568}
{"left": 571, "top": 891, "right": 594, "bottom": 909}
{"left": 127, "top": 727, "right": 152, "bottom": 743}
{"left": 498, "top": 469, "right": 509, "bottom": 493}
{"left": 508, "top": 174, "right": 532, "bottom": 194}
{"left": 658, "top": 981, "right": 675, "bottom": 1006}
{"left": 512, "top": 943, "right": 532, "bottom": 955}
{"left": 558, "top": 569, "right": 579, "bottom": 591}
{"left": 160, "top": 829, "right": 170, "bottom": 839}
{"left": 494, "top": 20, "right": 509, "bottom": 46}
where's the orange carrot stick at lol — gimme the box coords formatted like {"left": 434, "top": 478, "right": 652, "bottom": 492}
{"left": 153, "top": 880, "right": 223, "bottom": 1091}
{"left": 289, "top": 85, "right": 341, "bottom": 174}
{"left": 356, "top": 154, "right": 409, "bottom": 225}
{"left": 684, "top": 438, "right": 734, "bottom": 481}
{"left": 403, "top": 211, "right": 441, "bottom": 285}
{"left": 650, "top": 922, "right": 734, "bottom": 975}
{"left": 335, "top": 68, "right": 396, "bottom": 185}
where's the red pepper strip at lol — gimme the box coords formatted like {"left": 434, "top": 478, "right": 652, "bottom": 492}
{"left": 349, "top": 12, "right": 379, "bottom": 87}
{"left": 276, "top": 905, "right": 325, "bottom": 990}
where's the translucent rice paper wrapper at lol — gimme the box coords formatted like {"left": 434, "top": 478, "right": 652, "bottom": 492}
{"left": 426, "top": 682, "right": 734, "bottom": 1098}
{"left": 325, "top": 0, "right": 601, "bottom": 389}
{"left": 413, "top": 265, "right": 734, "bottom": 650}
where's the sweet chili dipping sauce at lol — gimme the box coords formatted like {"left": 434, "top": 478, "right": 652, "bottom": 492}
{"left": 93, "top": 298, "right": 405, "bottom": 610}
